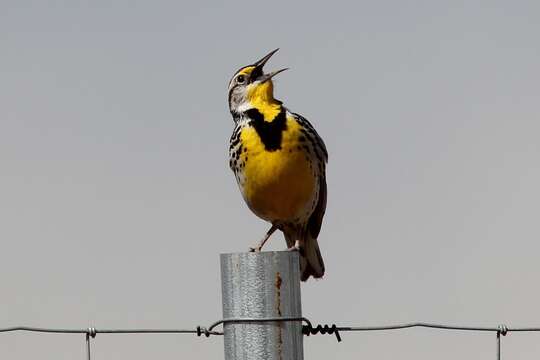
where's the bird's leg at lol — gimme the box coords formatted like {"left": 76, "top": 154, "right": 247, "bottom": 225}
{"left": 249, "top": 224, "right": 278, "bottom": 252}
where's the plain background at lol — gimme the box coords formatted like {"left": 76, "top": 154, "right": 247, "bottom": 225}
{"left": 1, "top": 0, "right": 539, "bottom": 358}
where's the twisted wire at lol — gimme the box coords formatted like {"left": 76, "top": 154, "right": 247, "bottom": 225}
{"left": 2, "top": 319, "right": 540, "bottom": 360}
{"left": 3, "top": 320, "right": 540, "bottom": 337}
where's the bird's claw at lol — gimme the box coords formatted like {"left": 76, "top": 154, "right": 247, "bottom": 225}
{"left": 287, "top": 244, "right": 301, "bottom": 252}
{"left": 287, "top": 240, "right": 302, "bottom": 252}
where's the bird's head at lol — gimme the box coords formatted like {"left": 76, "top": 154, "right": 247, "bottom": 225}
{"left": 228, "top": 48, "right": 288, "bottom": 119}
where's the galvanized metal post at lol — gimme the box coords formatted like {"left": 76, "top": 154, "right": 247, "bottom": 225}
{"left": 220, "top": 251, "right": 303, "bottom": 360}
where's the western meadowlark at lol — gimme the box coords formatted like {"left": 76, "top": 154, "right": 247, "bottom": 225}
{"left": 227, "top": 49, "right": 328, "bottom": 281}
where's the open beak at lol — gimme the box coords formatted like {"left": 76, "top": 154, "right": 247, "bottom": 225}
{"left": 257, "top": 68, "right": 289, "bottom": 83}
{"left": 252, "top": 48, "right": 288, "bottom": 83}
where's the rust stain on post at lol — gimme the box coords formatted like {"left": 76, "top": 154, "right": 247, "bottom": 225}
{"left": 275, "top": 271, "right": 283, "bottom": 360}
{"left": 275, "top": 271, "right": 283, "bottom": 316}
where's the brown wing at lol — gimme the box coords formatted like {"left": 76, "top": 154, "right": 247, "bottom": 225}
{"left": 307, "top": 175, "right": 327, "bottom": 238}
{"left": 290, "top": 111, "right": 327, "bottom": 238}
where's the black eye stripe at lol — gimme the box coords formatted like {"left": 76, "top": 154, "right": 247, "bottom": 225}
{"left": 250, "top": 67, "right": 262, "bottom": 81}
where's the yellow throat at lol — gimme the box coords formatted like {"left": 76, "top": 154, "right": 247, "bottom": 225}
{"left": 246, "top": 80, "right": 282, "bottom": 121}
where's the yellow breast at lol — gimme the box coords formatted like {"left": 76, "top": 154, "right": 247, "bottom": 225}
{"left": 238, "top": 116, "right": 316, "bottom": 222}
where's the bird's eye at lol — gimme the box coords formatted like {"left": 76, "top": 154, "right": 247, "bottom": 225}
{"left": 237, "top": 75, "right": 245, "bottom": 84}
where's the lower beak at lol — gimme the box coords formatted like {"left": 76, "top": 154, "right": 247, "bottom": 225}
{"left": 258, "top": 68, "right": 289, "bottom": 83}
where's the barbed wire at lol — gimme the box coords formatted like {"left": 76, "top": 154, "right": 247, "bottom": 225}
{"left": 1, "top": 318, "right": 539, "bottom": 360}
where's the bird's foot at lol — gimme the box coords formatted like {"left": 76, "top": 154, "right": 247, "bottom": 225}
{"left": 287, "top": 240, "right": 301, "bottom": 252}
{"left": 248, "top": 225, "right": 278, "bottom": 253}
{"left": 249, "top": 246, "right": 263, "bottom": 253}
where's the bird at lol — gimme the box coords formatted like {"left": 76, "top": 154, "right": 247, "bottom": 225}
{"left": 227, "top": 49, "right": 328, "bottom": 281}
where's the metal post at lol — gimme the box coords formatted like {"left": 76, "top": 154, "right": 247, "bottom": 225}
{"left": 220, "top": 251, "right": 303, "bottom": 360}
{"left": 497, "top": 331, "right": 501, "bottom": 360}
{"left": 86, "top": 333, "right": 91, "bottom": 360}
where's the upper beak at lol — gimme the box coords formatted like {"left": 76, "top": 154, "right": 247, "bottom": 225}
{"left": 253, "top": 48, "right": 280, "bottom": 69}
{"left": 252, "top": 48, "right": 288, "bottom": 83}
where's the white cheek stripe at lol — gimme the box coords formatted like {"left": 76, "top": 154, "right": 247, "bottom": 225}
{"left": 237, "top": 102, "right": 253, "bottom": 113}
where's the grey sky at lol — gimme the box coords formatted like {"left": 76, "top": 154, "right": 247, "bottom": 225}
{"left": 1, "top": 0, "right": 539, "bottom": 358}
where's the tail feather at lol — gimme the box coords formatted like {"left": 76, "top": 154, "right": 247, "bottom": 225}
{"left": 284, "top": 230, "right": 325, "bottom": 281}
{"left": 302, "top": 174, "right": 327, "bottom": 281}
{"left": 301, "top": 233, "right": 325, "bottom": 281}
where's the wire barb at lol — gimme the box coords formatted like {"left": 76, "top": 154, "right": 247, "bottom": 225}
{"left": 196, "top": 326, "right": 211, "bottom": 337}
{"left": 87, "top": 327, "right": 97, "bottom": 338}
{"left": 303, "top": 323, "right": 342, "bottom": 342}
